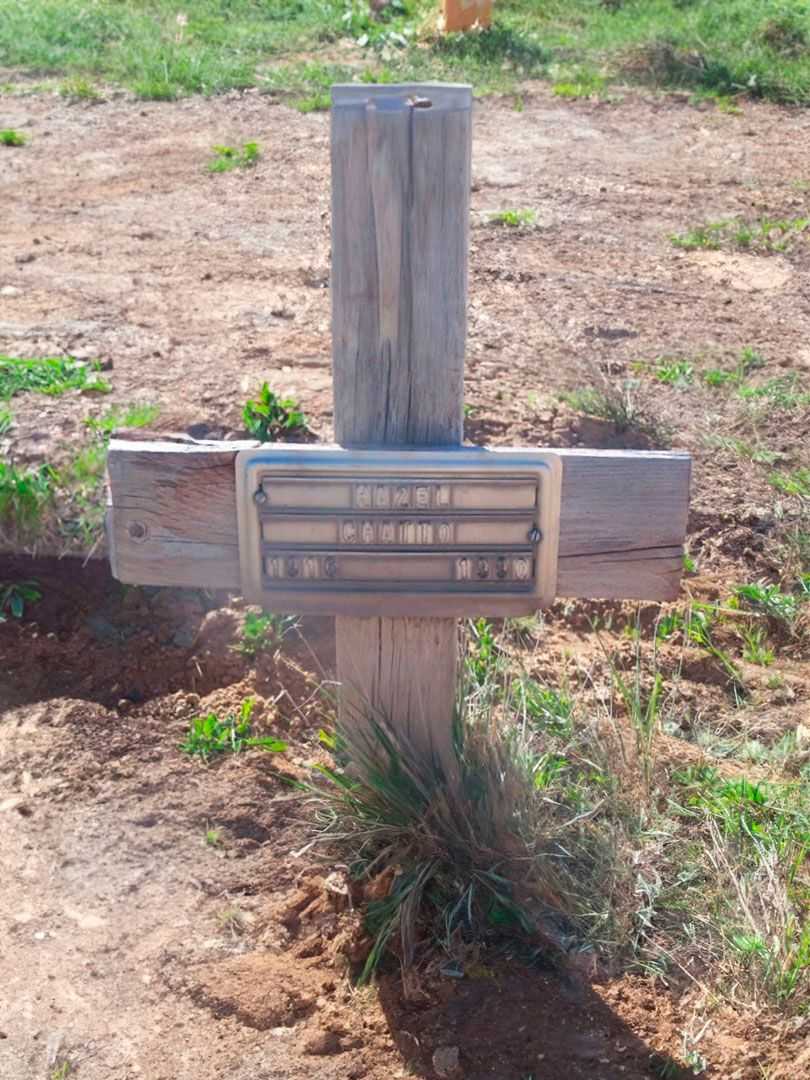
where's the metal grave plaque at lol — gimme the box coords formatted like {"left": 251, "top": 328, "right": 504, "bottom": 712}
{"left": 235, "top": 446, "right": 562, "bottom": 617}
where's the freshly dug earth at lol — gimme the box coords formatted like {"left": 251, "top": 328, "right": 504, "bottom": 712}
{"left": 2, "top": 82, "right": 810, "bottom": 1079}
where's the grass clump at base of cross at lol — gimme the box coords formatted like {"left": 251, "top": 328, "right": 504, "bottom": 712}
{"left": 306, "top": 620, "right": 810, "bottom": 1008}
{"left": 4, "top": 2, "right": 810, "bottom": 105}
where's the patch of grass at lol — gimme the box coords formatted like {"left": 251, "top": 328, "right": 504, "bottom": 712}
{"left": 236, "top": 609, "right": 298, "bottom": 658}
{"left": 489, "top": 208, "right": 536, "bottom": 228}
{"left": 0, "top": 579, "right": 41, "bottom": 622}
{"left": 654, "top": 358, "right": 694, "bottom": 388}
{"left": 740, "top": 625, "right": 775, "bottom": 667}
{"left": 733, "top": 580, "right": 805, "bottom": 626}
{"left": 0, "top": 128, "right": 26, "bottom": 146}
{"left": 0, "top": 463, "right": 57, "bottom": 538}
{"left": 208, "top": 140, "right": 260, "bottom": 173}
{"left": 561, "top": 379, "right": 668, "bottom": 444}
{"left": 738, "top": 374, "right": 810, "bottom": 410}
{"left": 769, "top": 468, "right": 810, "bottom": 500}
{"left": 243, "top": 383, "right": 307, "bottom": 443}
{"left": 6, "top": 1, "right": 810, "bottom": 105}
{"left": 0, "top": 406, "right": 12, "bottom": 435}
{"left": 552, "top": 68, "right": 607, "bottom": 99}
{"left": 59, "top": 75, "right": 103, "bottom": 101}
{"left": 293, "top": 92, "right": 331, "bottom": 113}
{"left": 670, "top": 216, "right": 809, "bottom": 253}
{"left": 0, "top": 355, "right": 110, "bottom": 400}
{"left": 205, "top": 825, "right": 223, "bottom": 847}
{"left": 84, "top": 403, "right": 159, "bottom": 436}
{"left": 180, "top": 698, "right": 287, "bottom": 763}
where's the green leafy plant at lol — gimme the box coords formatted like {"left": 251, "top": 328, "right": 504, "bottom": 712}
{"left": 0, "top": 462, "right": 57, "bottom": 535}
{"left": 769, "top": 468, "right": 810, "bottom": 499}
{"left": 0, "top": 355, "right": 110, "bottom": 399}
{"left": 236, "top": 609, "right": 298, "bottom": 658}
{"left": 180, "top": 698, "right": 287, "bottom": 762}
{"left": 489, "top": 208, "right": 536, "bottom": 228}
{"left": 1, "top": 128, "right": 26, "bottom": 146}
{"left": 655, "top": 359, "right": 694, "bottom": 388}
{"left": 243, "top": 383, "right": 306, "bottom": 442}
{"left": 0, "top": 579, "right": 41, "bottom": 622}
{"left": 740, "top": 625, "right": 775, "bottom": 667}
{"left": 208, "top": 141, "right": 260, "bottom": 173}
{"left": 734, "top": 581, "right": 801, "bottom": 626}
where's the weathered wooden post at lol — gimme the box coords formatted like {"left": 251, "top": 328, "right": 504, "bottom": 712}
{"left": 329, "top": 83, "right": 471, "bottom": 765}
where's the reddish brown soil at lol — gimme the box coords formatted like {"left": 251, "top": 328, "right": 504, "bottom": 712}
{"left": 2, "top": 82, "right": 810, "bottom": 1079}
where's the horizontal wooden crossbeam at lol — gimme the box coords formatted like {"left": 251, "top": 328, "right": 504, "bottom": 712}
{"left": 107, "top": 438, "right": 691, "bottom": 603}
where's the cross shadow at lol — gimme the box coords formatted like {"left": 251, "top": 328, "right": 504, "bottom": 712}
{"left": 376, "top": 962, "right": 693, "bottom": 1080}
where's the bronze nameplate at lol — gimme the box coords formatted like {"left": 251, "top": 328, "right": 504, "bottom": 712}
{"left": 235, "top": 446, "right": 562, "bottom": 616}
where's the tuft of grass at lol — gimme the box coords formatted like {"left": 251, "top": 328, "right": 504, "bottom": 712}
{"left": 769, "top": 468, "right": 810, "bottom": 500}
{"left": 0, "top": 462, "right": 57, "bottom": 537}
{"left": 236, "top": 609, "right": 298, "bottom": 658}
{"left": 0, "top": 579, "right": 41, "bottom": 622}
{"left": 208, "top": 140, "right": 260, "bottom": 173}
{"left": 740, "top": 625, "right": 775, "bottom": 667}
{"left": 0, "top": 406, "right": 12, "bottom": 434}
{"left": 180, "top": 698, "right": 287, "bottom": 763}
{"left": 59, "top": 75, "right": 103, "bottom": 101}
{"left": 293, "top": 92, "right": 331, "bottom": 113}
{"left": 243, "top": 383, "right": 306, "bottom": 443}
{"left": 561, "top": 379, "right": 668, "bottom": 443}
{"left": 84, "top": 403, "right": 159, "bottom": 436}
{"left": 0, "top": 128, "right": 26, "bottom": 146}
{"left": 205, "top": 825, "right": 223, "bottom": 847}
{"left": 670, "top": 216, "right": 809, "bottom": 253}
{"left": 654, "top": 358, "right": 694, "bottom": 388}
{"left": 0, "top": 355, "right": 110, "bottom": 400}
{"left": 489, "top": 208, "right": 536, "bottom": 228}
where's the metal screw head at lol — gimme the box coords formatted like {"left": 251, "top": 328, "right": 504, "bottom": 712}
{"left": 528, "top": 526, "right": 542, "bottom": 544}
{"left": 128, "top": 520, "right": 148, "bottom": 542}
{"left": 253, "top": 489, "right": 268, "bottom": 505}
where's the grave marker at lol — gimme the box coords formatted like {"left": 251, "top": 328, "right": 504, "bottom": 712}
{"left": 106, "top": 83, "right": 691, "bottom": 765}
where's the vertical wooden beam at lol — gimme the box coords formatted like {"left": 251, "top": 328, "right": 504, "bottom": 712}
{"left": 330, "top": 83, "right": 472, "bottom": 766}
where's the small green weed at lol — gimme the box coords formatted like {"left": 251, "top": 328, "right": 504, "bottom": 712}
{"left": 0, "top": 406, "right": 12, "bottom": 434}
{"left": 0, "top": 463, "right": 56, "bottom": 536}
{"left": 655, "top": 359, "right": 694, "bottom": 388}
{"left": 561, "top": 380, "right": 666, "bottom": 442}
{"left": 769, "top": 469, "right": 810, "bottom": 500}
{"left": 205, "top": 826, "right": 223, "bottom": 847}
{"left": 84, "top": 403, "right": 159, "bottom": 436}
{"left": 208, "top": 141, "right": 260, "bottom": 173}
{"left": 466, "top": 617, "right": 501, "bottom": 687}
{"left": 50, "top": 1063, "right": 71, "bottom": 1080}
{"left": 740, "top": 625, "right": 775, "bottom": 667}
{"left": 512, "top": 678, "right": 573, "bottom": 736}
{"left": 236, "top": 609, "right": 298, "bottom": 658}
{"left": 243, "top": 383, "right": 306, "bottom": 442}
{"left": 552, "top": 71, "right": 606, "bottom": 99}
{"left": 180, "top": 698, "right": 287, "bottom": 762}
{"left": 734, "top": 581, "right": 804, "bottom": 626}
{"left": 293, "top": 92, "right": 331, "bottom": 113}
{"left": 0, "top": 580, "right": 41, "bottom": 622}
{"left": 0, "top": 128, "right": 26, "bottom": 146}
{"left": 0, "top": 355, "right": 110, "bottom": 399}
{"left": 671, "top": 217, "right": 809, "bottom": 253}
{"left": 738, "top": 374, "right": 810, "bottom": 410}
{"left": 60, "top": 75, "right": 102, "bottom": 101}
{"left": 489, "top": 209, "right": 536, "bottom": 228}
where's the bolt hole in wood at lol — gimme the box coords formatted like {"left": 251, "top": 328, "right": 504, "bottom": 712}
{"left": 106, "top": 82, "right": 690, "bottom": 762}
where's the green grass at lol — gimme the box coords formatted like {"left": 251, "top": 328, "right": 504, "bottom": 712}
{"left": 0, "top": 463, "right": 57, "bottom": 537}
{"left": 0, "top": 406, "right": 12, "bottom": 435}
{"left": 180, "top": 698, "right": 287, "bottom": 762}
{"left": 84, "top": 403, "right": 160, "bottom": 435}
{"left": 488, "top": 208, "right": 537, "bottom": 228}
{"left": 4, "top": 2, "right": 810, "bottom": 104}
{"left": 0, "top": 128, "right": 26, "bottom": 145}
{"left": 243, "top": 383, "right": 307, "bottom": 442}
{"left": 671, "top": 216, "right": 810, "bottom": 253}
{"left": 0, "top": 355, "right": 110, "bottom": 400}
{"left": 769, "top": 468, "right": 810, "bottom": 500}
{"left": 236, "top": 609, "right": 298, "bottom": 658}
{"left": 208, "top": 140, "right": 260, "bottom": 173}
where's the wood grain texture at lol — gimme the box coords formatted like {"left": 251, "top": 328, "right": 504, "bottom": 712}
{"left": 330, "top": 84, "right": 470, "bottom": 447}
{"left": 330, "top": 83, "right": 473, "bottom": 764}
{"left": 106, "top": 442, "right": 690, "bottom": 601}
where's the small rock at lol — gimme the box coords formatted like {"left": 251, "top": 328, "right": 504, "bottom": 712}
{"left": 0, "top": 285, "right": 21, "bottom": 297}
{"left": 432, "top": 1046, "right": 460, "bottom": 1077}
{"left": 15, "top": 253, "right": 36, "bottom": 264}
{"left": 303, "top": 1029, "right": 342, "bottom": 1056}
{"left": 117, "top": 699, "right": 131, "bottom": 713}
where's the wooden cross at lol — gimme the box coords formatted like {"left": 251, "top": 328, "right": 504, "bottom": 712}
{"left": 106, "top": 84, "right": 690, "bottom": 766}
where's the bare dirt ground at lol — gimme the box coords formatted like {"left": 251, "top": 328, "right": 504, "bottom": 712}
{"left": 2, "top": 83, "right": 810, "bottom": 1079}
